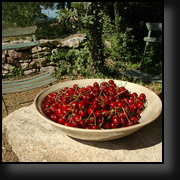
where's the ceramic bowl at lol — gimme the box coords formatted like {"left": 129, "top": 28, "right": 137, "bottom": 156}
{"left": 34, "top": 79, "right": 162, "bottom": 141}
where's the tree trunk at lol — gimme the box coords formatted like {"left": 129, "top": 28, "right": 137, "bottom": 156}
{"left": 113, "top": 2, "right": 126, "bottom": 33}
{"left": 66, "top": 2, "right": 71, "bottom": 9}
{"left": 87, "top": 2, "right": 104, "bottom": 74}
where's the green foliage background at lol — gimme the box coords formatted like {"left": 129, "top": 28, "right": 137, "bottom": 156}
{"left": 2, "top": 2, "right": 162, "bottom": 80}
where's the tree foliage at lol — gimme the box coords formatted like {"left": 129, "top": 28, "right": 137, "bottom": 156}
{"left": 86, "top": 2, "right": 104, "bottom": 74}
{"left": 2, "top": 2, "right": 163, "bottom": 78}
{"left": 2, "top": 2, "right": 58, "bottom": 27}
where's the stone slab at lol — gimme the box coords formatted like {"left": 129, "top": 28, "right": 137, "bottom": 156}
{"left": 3, "top": 104, "right": 162, "bottom": 162}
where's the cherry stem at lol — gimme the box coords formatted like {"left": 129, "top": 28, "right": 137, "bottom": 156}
{"left": 122, "top": 107, "right": 130, "bottom": 122}
{"left": 98, "top": 88, "right": 103, "bottom": 97}
{"left": 85, "top": 112, "right": 92, "bottom": 123}
{"left": 115, "top": 90, "right": 128, "bottom": 97}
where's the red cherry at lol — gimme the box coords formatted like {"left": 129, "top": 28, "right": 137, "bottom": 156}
{"left": 127, "top": 121, "right": 134, "bottom": 126}
{"left": 97, "top": 117, "right": 104, "bottom": 125}
{"left": 41, "top": 80, "right": 146, "bottom": 129}
{"left": 87, "top": 108, "right": 94, "bottom": 115}
{"left": 87, "top": 117, "right": 95, "bottom": 124}
{"left": 79, "top": 110, "right": 86, "bottom": 117}
{"left": 55, "top": 109, "right": 63, "bottom": 116}
{"left": 110, "top": 102, "right": 116, "bottom": 109}
{"left": 71, "top": 101, "right": 78, "bottom": 108}
{"left": 131, "top": 92, "right": 138, "bottom": 98}
{"left": 57, "top": 118, "right": 65, "bottom": 124}
{"left": 50, "top": 114, "right": 57, "bottom": 121}
{"left": 103, "top": 122, "right": 111, "bottom": 129}
{"left": 112, "top": 116, "right": 120, "bottom": 124}
{"left": 139, "top": 93, "right": 146, "bottom": 99}
{"left": 117, "top": 102, "right": 123, "bottom": 108}
{"left": 130, "top": 116, "right": 138, "bottom": 123}
{"left": 101, "top": 109, "right": 109, "bottom": 116}
{"left": 78, "top": 120, "right": 85, "bottom": 127}
{"left": 93, "top": 82, "right": 99, "bottom": 87}
{"left": 110, "top": 122, "right": 118, "bottom": 128}
{"left": 129, "top": 104, "right": 136, "bottom": 112}
{"left": 88, "top": 125, "right": 99, "bottom": 129}
{"left": 119, "top": 112, "right": 126, "bottom": 119}
{"left": 94, "top": 110, "right": 101, "bottom": 117}
{"left": 108, "top": 80, "right": 115, "bottom": 84}
{"left": 136, "top": 101, "right": 144, "bottom": 109}
{"left": 73, "top": 84, "right": 78, "bottom": 89}
{"left": 74, "top": 115, "right": 81, "bottom": 122}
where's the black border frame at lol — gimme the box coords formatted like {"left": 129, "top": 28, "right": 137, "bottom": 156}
{"left": 1, "top": 0, "right": 179, "bottom": 178}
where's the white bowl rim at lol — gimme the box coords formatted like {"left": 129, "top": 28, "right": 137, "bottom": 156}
{"left": 34, "top": 78, "right": 162, "bottom": 133}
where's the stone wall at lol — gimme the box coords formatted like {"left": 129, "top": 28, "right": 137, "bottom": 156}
{"left": 2, "top": 34, "right": 85, "bottom": 78}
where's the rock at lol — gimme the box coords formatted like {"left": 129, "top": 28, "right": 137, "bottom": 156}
{"left": 31, "top": 58, "right": 48, "bottom": 65}
{"left": 39, "top": 39, "right": 60, "bottom": 48}
{"left": 3, "top": 105, "right": 162, "bottom": 162}
{"left": 3, "top": 64, "right": 14, "bottom": 71}
{"left": 29, "top": 60, "right": 39, "bottom": 69}
{"left": 60, "top": 36, "right": 85, "bottom": 48}
{"left": 2, "top": 52, "right": 6, "bottom": 64}
{"left": 6, "top": 50, "right": 31, "bottom": 65}
{"left": 33, "top": 46, "right": 51, "bottom": 53}
{"left": 28, "top": 57, "right": 50, "bottom": 67}
{"left": 8, "top": 49, "right": 19, "bottom": 57}
{"left": 32, "top": 46, "right": 42, "bottom": 53}
{"left": 49, "top": 62, "right": 56, "bottom": 66}
{"left": 6, "top": 56, "right": 18, "bottom": 65}
{"left": 40, "top": 59, "right": 50, "bottom": 67}
{"left": 2, "top": 70, "right": 9, "bottom": 76}
{"left": 40, "top": 66, "right": 55, "bottom": 73}
{"left": 21, "top": 62, "right": 29, "bottom": 70}
{"left": 19, "top": 59, "right": 32, "bottom": 63}
{"left": 42, "top": 47, "right": 51, "bottom": 51}
{"left": 32, "top": 51, "right": 51, "bottom": 58}
{"left": 24, "top": 69, "right": 36, "bottom": 75}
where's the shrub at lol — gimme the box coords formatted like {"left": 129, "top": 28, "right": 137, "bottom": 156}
{"left": 140, "top": 44, "right": 162, "bottom": 75}
{"left": 50, "top": 40, "right": 95, "bottom": 78}
{"left": 106, "top": 31, "right": 142, "bottom": 63}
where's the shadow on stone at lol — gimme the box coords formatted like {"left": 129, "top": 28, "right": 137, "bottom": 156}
{"left": 70, "top": 113, "right": 162, "bottom": 150}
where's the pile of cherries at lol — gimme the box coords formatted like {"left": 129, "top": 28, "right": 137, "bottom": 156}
{"left": 41, "top": 80, "right": 146, "bottom": 129}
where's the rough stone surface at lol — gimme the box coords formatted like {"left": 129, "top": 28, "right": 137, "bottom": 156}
{"left": 40, "top": 66, "right": 55, "bottom": 73}
{"left": 2, "top": 34, "right": 86, "bottom": 78}
{"left": 2, "top": 52, "right": 6, "bottom": 64}
{"left": 3, "top": 105, "right": 162, "bottom": 162}
{"left": 2, "top": 70, "right": 9, "bottom": 76}
{"left": 3, "top": 64, "right": 14, "bottom": 71}
{"left": 21, "top": 62, "right": 29, "bottom": 70}
{"left": 32, "top": 51, "right": 50, "bottom": 58}
{"left": 39, "top": 39, "right": 60, "bottom": 47}
{"left": 24, "top": 69, "right": 36, "bottom": 75}
{"left": 60, "top": 36, "right": 85, "bottom": 48}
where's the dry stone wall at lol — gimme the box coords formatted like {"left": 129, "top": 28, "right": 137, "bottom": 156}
{"left": 2, "top": 34, "right": 85, "bottom": 77}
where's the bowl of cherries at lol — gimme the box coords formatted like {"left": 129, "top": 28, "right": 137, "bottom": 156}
{"left": 34, "top": 79, "right": 162, "bottom": 141}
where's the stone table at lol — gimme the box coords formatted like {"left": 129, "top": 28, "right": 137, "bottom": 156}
{"left": 2, "top": 104, "right": 162, "bottom": 162}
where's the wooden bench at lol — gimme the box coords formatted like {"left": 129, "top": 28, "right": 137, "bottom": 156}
{"left": 2, "top": 25, "right": 39, "bottom": 50}
{"left": 2, "top": 26, "right": 40, "bottom": 115}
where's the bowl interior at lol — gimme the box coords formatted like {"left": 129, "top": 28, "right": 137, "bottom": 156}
{"left": 34, "top": 79, "right": 162, "bottom": 131}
